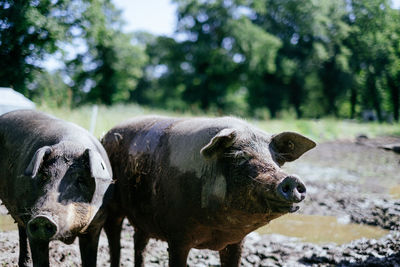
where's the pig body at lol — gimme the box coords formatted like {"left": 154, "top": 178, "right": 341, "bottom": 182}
{"left": 102, "top": 116, "right": 315, "bottom": 267}
{"left": 0, "top": 110, "right": 113, "bottom": 267}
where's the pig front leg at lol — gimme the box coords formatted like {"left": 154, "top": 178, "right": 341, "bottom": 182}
{"left": 18, "top": 225, "right": 31, "bottom": 267}
{"left": 219, "top": 240, "right": 243, "bottom": 267}
{"left": 28, "top": 238, "right": 49, "bottom": 267}
{"left": 79, "top": 226, "right": 102, "bottom": 267}
{"left": 167, "top": 240, "right": 191, "bottom": 267}
{"left": 134, "top": 228, "right": 150, "bottom": 267}
{"left": 104, "top": 213, "right": 125, "bottom": 267}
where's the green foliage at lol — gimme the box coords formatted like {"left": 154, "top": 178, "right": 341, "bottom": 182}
{"left": 65, "top": 0, "right": 148, "bottom": 106}
{"left": 229, "top": 17, "right": 281, "bottom": 73}
{"left": 30, "top": 70, "right": 72, "bottom": 108}
{"left": 1, "top": 0, "right": 400, "bottom": 122}
{"left": 0, "top": 0, "right": 83, "bottom": 94}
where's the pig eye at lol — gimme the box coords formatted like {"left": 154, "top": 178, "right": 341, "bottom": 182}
{"left": 238, "top": 158, "right": 248, "bottom": 165}
{"left": 238, "top": 153, "right": 252, "bottom": 165}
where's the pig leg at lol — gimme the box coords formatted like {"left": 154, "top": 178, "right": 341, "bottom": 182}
{"left": 133, "top": 228, "right": 149, "bottom": 267}
{"left": 219, "top": 240, "right": 243, "bottom": 267}
{"left": 28, "top": 238, "right": 49, "bottom": 267}
{"left": 79, "top": 226, "right": 102, "bottom": 267}
{"left": 167, "top": 240, "right": 191, "bottom": 267}
{"left": 104, "top": 214, "right": 124, "bottom": 267}
{"left": 18, "top": 225, "right": 31, "bottom": 266}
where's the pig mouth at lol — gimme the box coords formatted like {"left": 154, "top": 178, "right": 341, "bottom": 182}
{"left": 59, "top": 234, "right": 77, "bottom": 244}
{"left": 289, "top": 205, "right": 300, "bottom": 213}
{"left": 272, "top": 203, "right": 300, "bottom": 214}
{"left": 266, "top": 200, "right": 300, "bottom": 216}
{"left": 51, "top": 228, "right": 79, "bottom": 244}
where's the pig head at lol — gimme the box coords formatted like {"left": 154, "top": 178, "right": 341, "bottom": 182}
{"left": 199, "top": 129, "right": 315, "bottom": 224}
{"left": 23, "top": 141, "right": 111, "bottom": 243}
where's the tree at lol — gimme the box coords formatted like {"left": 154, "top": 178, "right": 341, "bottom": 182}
{"left": 173, "top": 0, "right": 243, "bottom": 110}
{"left": 142, "top": 0, "right": 281, "bottom": 114}
{"left": 65, "top": 0, "right": 148, "bottom": 105}
{"left": 0, "top": 0, "right": 86, "bottom": 95}
{"left": 249, "top": 0, "right": 353, "bottom": 118}
{"left": 29, "top": 70, "right": 72, "bottom": 107}
{"left": 384, "top": 7, "right": 400, "bottom": 122}
{"left": 346, "top": 0, "right": 397, "bottom": 121}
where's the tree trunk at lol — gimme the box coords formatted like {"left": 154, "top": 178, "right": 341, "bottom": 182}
{"left": 388, "top": 75, "right": 399, "bottom": 122}
{"left": 350, "top": 87, "right": 357, "bottom": 119}
{"left": 367, "top": 74, "right": 382, "bottom": 121}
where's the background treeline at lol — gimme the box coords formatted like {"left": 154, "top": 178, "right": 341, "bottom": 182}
{"left": 1, "top": 0, "right": 400, "bottom": 121}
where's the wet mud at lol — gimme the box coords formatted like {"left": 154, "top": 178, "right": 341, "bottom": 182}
{"left": 1, "top": 136, "right": 400, "bottom": 266}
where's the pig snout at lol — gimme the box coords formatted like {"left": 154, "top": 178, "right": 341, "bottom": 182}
{"left": 277, "top": 176, "right": 306, "bottom": 203}
{"left": 27, "top": 216, "right": 58, "bottom": 240}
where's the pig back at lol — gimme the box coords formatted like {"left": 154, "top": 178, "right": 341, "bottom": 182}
{"left": 0, "top": 110, "right": 110, "bottom": 172}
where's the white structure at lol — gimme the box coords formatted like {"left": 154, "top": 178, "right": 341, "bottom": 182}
{"left": 0, "top": 87, "right": 35, "bottom": 115}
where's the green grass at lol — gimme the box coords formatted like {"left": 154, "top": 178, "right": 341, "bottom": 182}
{"left": 38, "top": 104, "right": 400, "bottom": 142}
{"left": 252, "top": 117, "right": 400, "bottom": 142}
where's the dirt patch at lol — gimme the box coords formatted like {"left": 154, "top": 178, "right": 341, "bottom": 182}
{"left": 1, "top": 136, "right": 400, "bottom": 266}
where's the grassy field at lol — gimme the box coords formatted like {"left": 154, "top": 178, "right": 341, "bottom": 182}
{"left": 38, "top": 104, "right": 400, "bottom": 142}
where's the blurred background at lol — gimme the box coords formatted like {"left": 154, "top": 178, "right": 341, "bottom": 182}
{"left": 1, "top": 0, "right": 400, "bottom": 120}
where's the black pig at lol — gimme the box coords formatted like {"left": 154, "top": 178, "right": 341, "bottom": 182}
{"left": 0, "top": 110, "right": 112, "bottom": 266}
{"left": 101, "top": 116, "right": 316, "bottom": 267}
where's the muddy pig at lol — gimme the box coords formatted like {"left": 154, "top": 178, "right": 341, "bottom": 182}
{"left": 101, "top": 116, "right": 316, "bottom": 267}
{"left": 0, "top": 110, "right": 113, "bottom": 267}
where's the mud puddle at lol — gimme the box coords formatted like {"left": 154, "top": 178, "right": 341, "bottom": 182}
{"left": 389, "top": 185, "right": 400, "bottom": 199}
{"left": 256, "top": 214, "right": 388, "bottom": 244}
{"left": 0, "top": 214, "right": 17, "bottom": 231}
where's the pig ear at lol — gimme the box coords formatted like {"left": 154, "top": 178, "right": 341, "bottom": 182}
{"left": 200, "top": 128, "right": 237, "bottom": 159}
{"left": 84, "top": 149, "right": 112, "bottom": 180}
{"left": 270, "top": 132, "right": 316, "bottom": 165}
{"left": 24, "top": 146, "right": 52, "bottom": 178}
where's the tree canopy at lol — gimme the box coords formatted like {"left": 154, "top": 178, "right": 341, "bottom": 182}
{"left": 1, "top": 0, "right": 399, "bottom": 121}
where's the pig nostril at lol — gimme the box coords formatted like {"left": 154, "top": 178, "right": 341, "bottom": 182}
{"left": 297, "top": 185, "right": 306, "bottom": 194}
{"left": 282, "top": 185, "right": 290, "bottom": 193}
{"left": 29, "top": 224, "right": 38, "bottom": 233}
{"left": 45, "top": 223, "right": 54, "bottom": 233}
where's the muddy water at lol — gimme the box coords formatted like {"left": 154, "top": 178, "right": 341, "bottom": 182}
{"left": 256, "top": 214, "right": 388, "bottom": 244}
{"left": 0, "top": 213, "right": 389, "bottom": 245}
{"left": 389, "top": 185, "right": 400, "bottom": 199}
{"left": 0, "top": 214, "right": 17, "bottom": 231}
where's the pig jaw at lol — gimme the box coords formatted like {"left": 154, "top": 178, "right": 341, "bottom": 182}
{"left": 207, "top": 173, "right": 306, "bottom": 233}
{"left": 27, "top": 190, "right": 96, "bottom": 243}
{"left": 26, "top": 170, "right": 106, "bottom": 243}
{"left": 219, "top": 188, "right": 294, "bottom": 228}
{"left": 29, "top": 183, "right": 108, "bottom": 243}
{"left": 193, "top": 208, "right": 286, "bottom": 251}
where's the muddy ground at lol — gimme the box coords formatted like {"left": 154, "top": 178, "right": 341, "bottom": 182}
{"left": 1, "top": 135, "right": 400, "bottom": 266}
